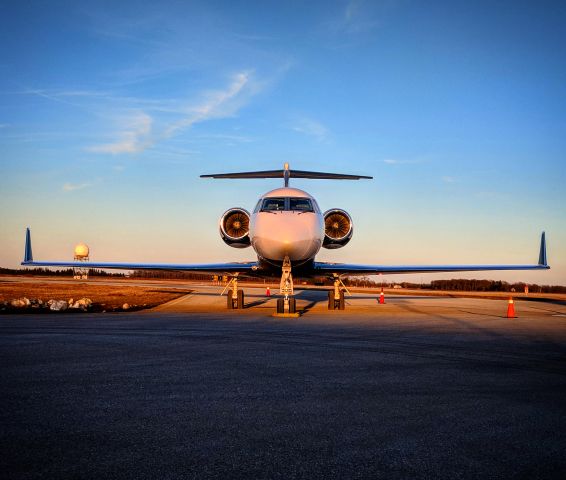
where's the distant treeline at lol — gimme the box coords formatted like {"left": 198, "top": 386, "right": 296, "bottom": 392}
{"left": 0, "top": 267, "right": 125, "bottom": 277}
{"left": 399, "top": 279, "right": 566, "bottom": 294}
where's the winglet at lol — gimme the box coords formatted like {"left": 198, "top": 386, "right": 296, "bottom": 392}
{"left": 538, "top": 231, "right": 547, "bottom": 266}
{"left": 24, "top": 227, "right": 33, "bottom": 263}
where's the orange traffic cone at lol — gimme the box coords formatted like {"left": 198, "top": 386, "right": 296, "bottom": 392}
{"left": 506, "top": 297, "right": 516, "bottom": 318}
{"left": 266, "top": 286, "right": 271, "bottom": 297}
{"left": 378, "top": 288, "right": 385, "bottom": 304}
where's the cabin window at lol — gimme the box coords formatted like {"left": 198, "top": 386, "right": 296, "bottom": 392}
{"left": 289, "top": 197, "right": 314, "bottom": 212}
{"left": 261, "top": 197, "right": 286, "bottom": 211}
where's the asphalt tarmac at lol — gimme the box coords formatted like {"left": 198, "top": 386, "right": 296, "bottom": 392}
{"left": 2, "top": 287, "right": 566, "bottom": 479}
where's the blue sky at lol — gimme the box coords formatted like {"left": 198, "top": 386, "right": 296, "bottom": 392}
{"left": 1, "top": 0, "right": 565, "bottom": 284}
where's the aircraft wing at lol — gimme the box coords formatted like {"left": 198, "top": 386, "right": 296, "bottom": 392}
{"left": 314, "top": 232, "right": 550, "bottom": 276}
{"left": 20, "top": 229, "right": 259, "bottom": 275}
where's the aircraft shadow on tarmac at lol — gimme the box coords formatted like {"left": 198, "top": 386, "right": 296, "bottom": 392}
{"left": 244, "top": 297, "right": 271, "bottom": 308}
{"left": 184, "top": 288, "right": 333, "bottom": 311}
{"left": 294, "top": 289, "right": 327, "bottom": 313}
{"left": 244, "top": 290, "right": 328, "bottom": 310}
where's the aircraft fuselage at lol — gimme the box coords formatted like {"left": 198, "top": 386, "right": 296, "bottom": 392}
{"left": 249, "top": 187, "right": 325, "bottom": 268}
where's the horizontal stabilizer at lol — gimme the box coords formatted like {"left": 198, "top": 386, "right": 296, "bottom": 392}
{"left": 201, "top": 169, "right": 372, "bottom": 180}
{"left": 201, "top": 163, "right": 372, "bottom": 187}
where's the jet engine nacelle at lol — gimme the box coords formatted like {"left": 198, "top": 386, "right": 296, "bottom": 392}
{"left": 322, "top": 209, "right": 353, "bottom": 249}
{"left": 219, "top": 208, "right": 251, "bottom": 248}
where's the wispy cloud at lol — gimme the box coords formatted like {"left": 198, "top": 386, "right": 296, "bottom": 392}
{"left": 87, "top": 71, "right": 258, "bottom": 155}
{"left": 345, "top": 0, "right": 364, "bottom": 24}
{"left": 326, "top": 0, "right": 379, "bottom": 36}
{"left": 53, "top": 90, "right": 112, "bottom": 98}
{"left": 0, "top": 123, "right": 9, "bottom": 129}
{"left": 292, "top": 117, "right": 328, "bottom": 141}
{"left": 82, "top": 7, "right": 284, "bottom": 88}
{"left": 88, "top": 111, "right": 153, "bottom": 154}
{"left": 193, "top": 133, "right": 255, "bottom": 145}
{"left": 383, "top": 158, "right": 420, "bottom": 165}
{"left": 16, "top": 88, "right": 86, "bottom": 108}
{"left": 62, "top": 182, "right": 91, "bottom": 192}
{"left": 164, "top": 71, "right": 254, "bottom": 138}
{"left": 442, "top": 176, "right": 456, "bottom": 183}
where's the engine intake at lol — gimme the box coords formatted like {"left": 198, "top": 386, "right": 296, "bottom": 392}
{"left": 323, "top": 209, "right": 353, "bottom": 249}
{"left": 220, "top": 208, "right": 251, "bottom": 248}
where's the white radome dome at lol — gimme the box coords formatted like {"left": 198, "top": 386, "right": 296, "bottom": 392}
{"left": 74, "top": 243, "right": 89, "bottom": 258}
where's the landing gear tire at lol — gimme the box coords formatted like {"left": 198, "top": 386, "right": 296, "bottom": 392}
{"left": 227, "top": 289, "right": 244, "bottom": 309}
{"left": 338, "top": 290, "right": 345, "bottom": 310}
{"left": 237, "top": 289, "right": 245, "bottom": 309}
{"left": 328, "top": 290, "right": 335, "bottom": 310}
{"left": 328, "top": 290, "right": 345, "bottom": 310}
{"left": 277, "top": 298, "right": 285, "bottom": 314}
{"left": 288, "top": 297, "right": 296, "bottom": 314}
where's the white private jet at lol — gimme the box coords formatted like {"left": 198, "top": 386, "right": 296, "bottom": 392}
{"left": 22, "top": 163, "right": 549, "bottom": 313}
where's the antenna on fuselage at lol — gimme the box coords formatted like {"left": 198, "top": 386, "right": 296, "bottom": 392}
{"left": 201, "top": 163, "right": 373, "bottom": 187}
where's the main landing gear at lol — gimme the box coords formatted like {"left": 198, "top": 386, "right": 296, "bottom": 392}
{"left": 328, "top": 275, "right": 349, "bottom": 310}
{"left": 276, "top": 256, "right": 297, "bottom": 315}
{"left": 223, "top": 275, "right": 245, "bottom": 309}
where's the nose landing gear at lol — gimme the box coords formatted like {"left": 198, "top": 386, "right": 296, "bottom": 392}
{"left": 275, "top": 256, "right": 298, "bottom": 316}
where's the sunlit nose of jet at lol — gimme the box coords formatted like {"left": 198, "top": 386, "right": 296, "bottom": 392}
{"left": 251, "top": 212, "right": 324, "bottom": 263}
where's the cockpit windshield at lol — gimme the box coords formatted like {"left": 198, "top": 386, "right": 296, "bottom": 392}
{"left": 289, "top": 198, "right": 314, "bottom": 212}
{"left": 261, "top": 197, "right": 286, "bottom": 212}
{"left": 259, "top": 197, "right": 316, "bottom": 213}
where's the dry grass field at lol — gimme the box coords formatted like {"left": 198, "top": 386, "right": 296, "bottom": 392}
{"left": 0, "top": 281, "right": 189, "bottom": 312}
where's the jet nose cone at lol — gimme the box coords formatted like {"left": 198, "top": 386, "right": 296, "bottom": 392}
{"left": 251, "top": 212, "right": 324, "bottom": 262}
